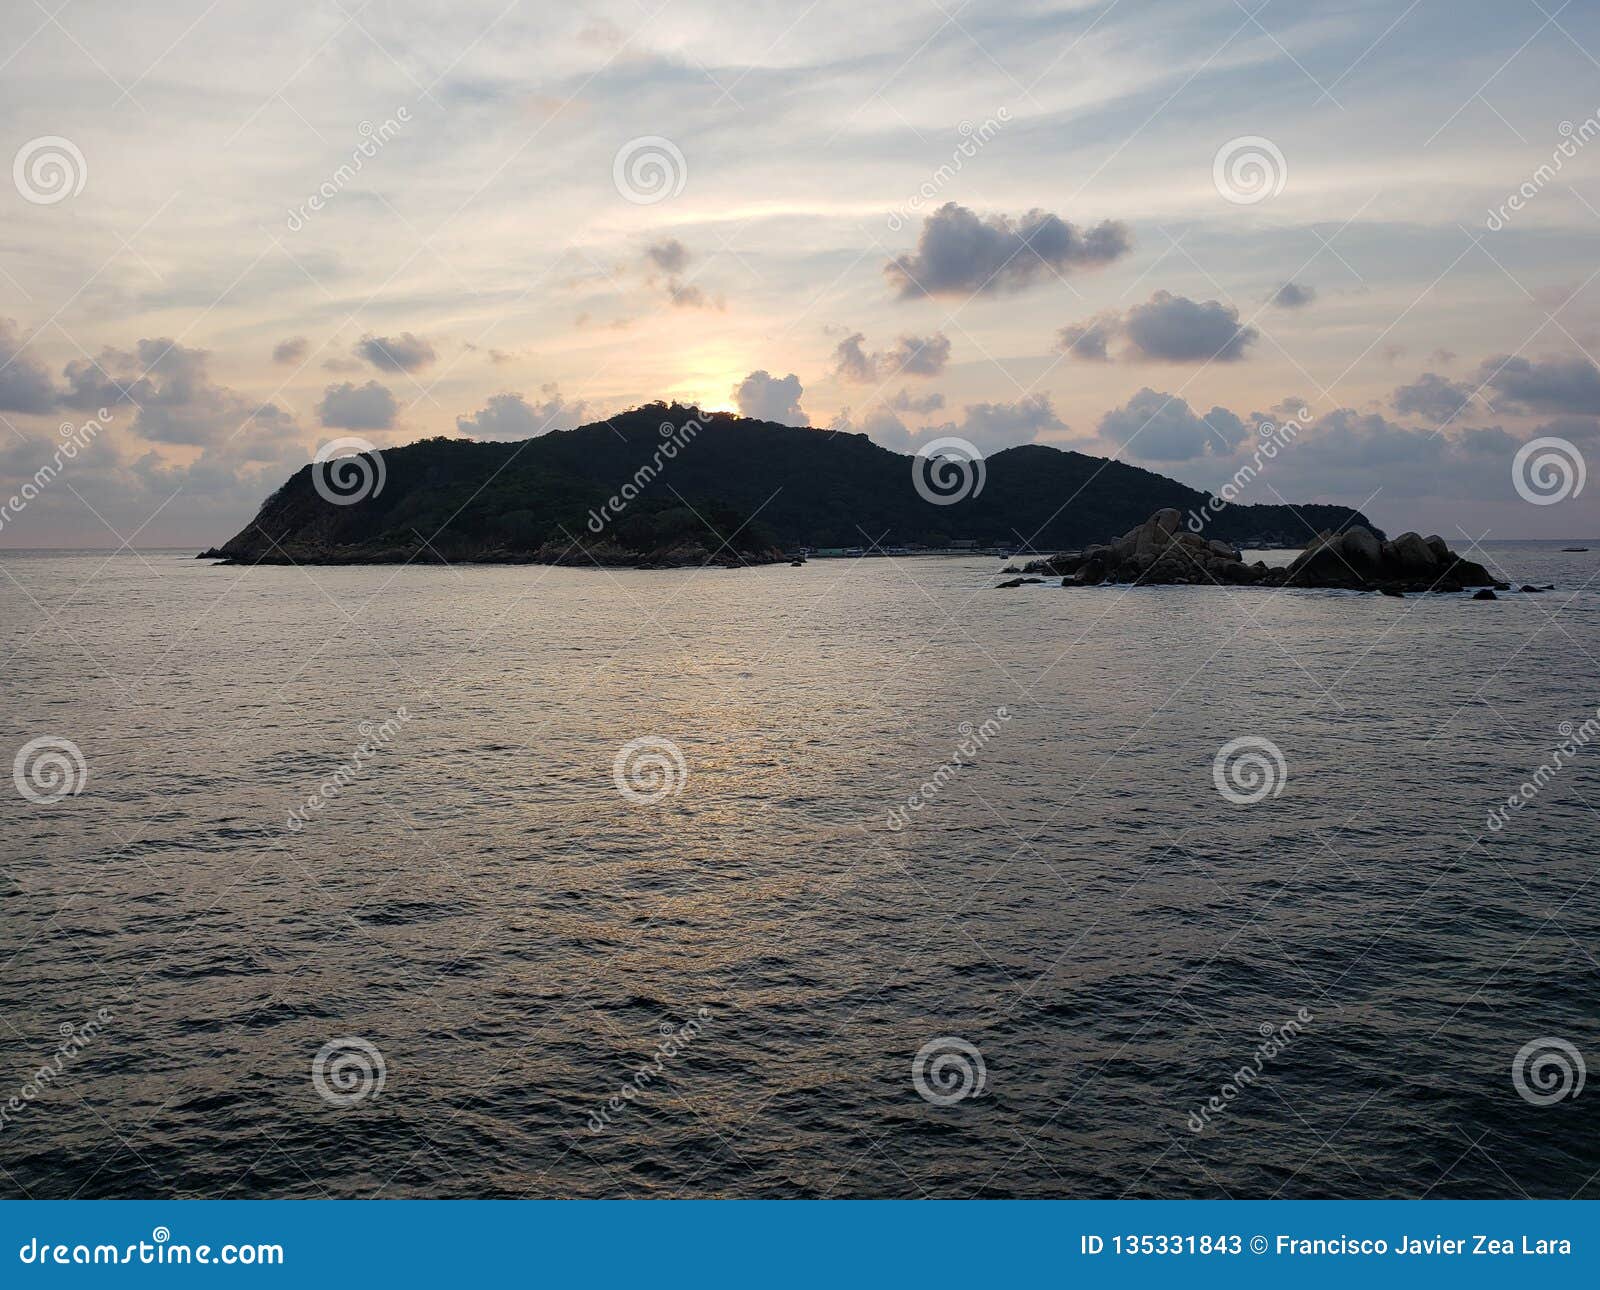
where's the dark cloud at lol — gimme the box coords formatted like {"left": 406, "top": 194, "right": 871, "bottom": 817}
{"left": 734, "top": 371, "right": 806, "bottom": 424}
{"left": 356, "top": 332, "right": 437, "bottom": 372}
{"left": 1271, "top": 281, "right": 1316, "bottom": 309}
{"left": 455, "top": 385, "right": 587, "bottom": 439}
{"left": 887, "top": 388, "right": 945, "bottom": 414}
{"left": 640, "top": 241, "right": 720, "bottom": 310}
{"left": 1392, "top": 372, "right": 1474, "bottom": 423}
{"left": 318, "top": 380, "right": 398, "bottom": 430}
{"left": 1122, "top": 291, "right": 1257, "bottom": 362}
{"left": 272, "top": 336, "right": 309, "bottom": 365}
{"left": 645, "top": 239, "right": 690, "bottom": 274}
{"left": 1480, "top": 354, "right": 1600, "bottom": 415}
{"left": 0, "top": 320, "right": 59, "bottom": 414}
{"left": 62, "top": 338, "right": 297, "bottom": 445}
{"left": 1056, "top": 314, "right": 1116, "bottom": 361}
{"left": 1057, "top": 292, "right": 1258, "bottom": 363}
{"left": 831, "top": 331, "right": 951, "bottom": 383}
{"left": 884, "top": 202, "right": 1131, "bottom": 299}
{"left": 1097, "top": 388, "right": 1249, "bottom": 461}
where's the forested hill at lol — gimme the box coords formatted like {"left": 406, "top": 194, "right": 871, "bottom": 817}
{"left": 203, "top": 403, "right": 1380, "bottom": 565}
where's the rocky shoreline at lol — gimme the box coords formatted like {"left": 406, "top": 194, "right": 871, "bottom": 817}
{"left": 196, "top": 531, "right": 792, "bottom": 570}
{"left": 1000, "top": 509, "right": 1542, "bottom": 598}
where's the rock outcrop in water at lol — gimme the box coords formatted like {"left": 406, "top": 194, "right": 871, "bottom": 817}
{"left": 1010, "top": 509, "right": 1505, "bottom": 593}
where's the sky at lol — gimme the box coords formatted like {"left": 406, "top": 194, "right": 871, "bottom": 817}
{"left": 3, "top": 0, "right": 1600, "bottom": 546}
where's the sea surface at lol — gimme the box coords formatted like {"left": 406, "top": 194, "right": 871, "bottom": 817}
{"left": 2, "top": 542, "right": 1598, "bottom": 1199}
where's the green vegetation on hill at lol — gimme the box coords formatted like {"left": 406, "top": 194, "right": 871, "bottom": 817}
{"left": 205, "top": 404, "right": 1381, "bottom": 565}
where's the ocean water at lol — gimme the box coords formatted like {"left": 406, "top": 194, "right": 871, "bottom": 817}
{"left": 2, "top": 542, "right": 1597, "bottom": 1199}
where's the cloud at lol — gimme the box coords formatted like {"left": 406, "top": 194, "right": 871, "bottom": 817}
{"left": 1480, "top": 354, "right": 1600, "bottom": 415}
{"left": 1121, "top": 291, "right": 1257, "bottom": 362}
{"left": 640, "top": 240, "right": 720, "bottom": 310}
{"left": 1271, "top": 281, "right": 1316, "bottom": 309}
{"left": 887, "top": 388, "right": 945, "bottom": 414}
{"left": 644, "top": 238, "right": 690, "bottom": 274}
{"left": 1097, "top": 388, "right": 1249, "bottom": 461}
{"left": 318, "top": 380, "right": 398, "bottom": 430}
{"left": 1058, "top": 292, "right": 1258, "bottom": 363}
{"left": 0, "top": 320, "right": 58, "bottom": 414}
{"left": 1392, "top": 371, "right": 1474, "bottom": 423}
{"left": 61, "top": 338, "right": 298, "bottom": 445}
{"left": 272, "top": 336, "right": 309, "bottom": 365}
{"left": 850, "top": 393, "right": 1062, "bottom": 455}
{"left": 884, "top": 202, "right": 1131, "bottom": 299}
{"left": 1056, "top": 314, "right": 1117, "bottom": 361}
{"left": 356, "top": 332, "right": 437, "bottom": 372}
{"left": 455, "top": 385, "right": 588, "bottom": 439}
{"left": 734, "top": 370, "right": 806, "bottom": 424}
{"left": 831, "top": 331, "right": 951, "bottom": 383}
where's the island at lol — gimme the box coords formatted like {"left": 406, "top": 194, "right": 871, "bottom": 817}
{"left": 199, "top": 404, "right": 1378, "bottom": 568}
